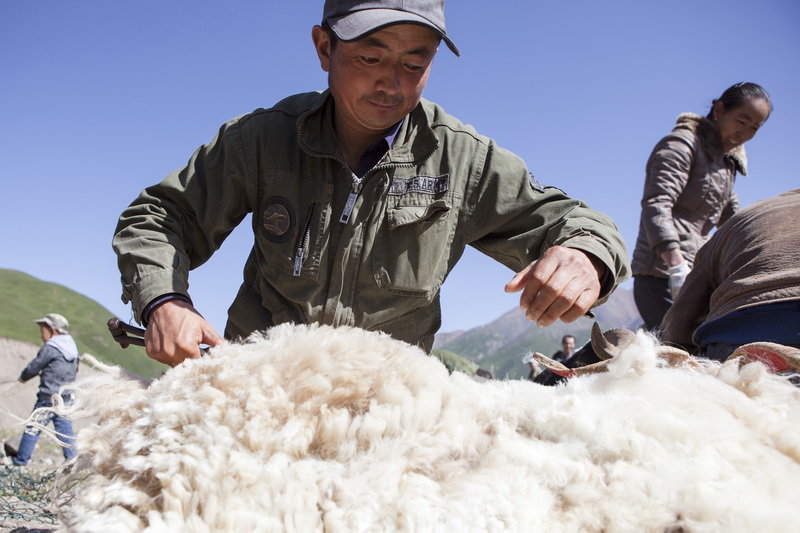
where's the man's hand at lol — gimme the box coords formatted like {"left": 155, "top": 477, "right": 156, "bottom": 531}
{"left": 504, "top": 246, "right": 602, "bottom": 327}
{"left": 145, "top": 299, "right": 222, "bottom": 366}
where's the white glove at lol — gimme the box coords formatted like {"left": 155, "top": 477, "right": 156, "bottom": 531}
{"left": 667, "top": 261, "right": 691, "bottom": 299}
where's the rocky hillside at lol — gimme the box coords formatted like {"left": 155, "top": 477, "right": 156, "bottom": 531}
{"left": 434, "top": 287, "right": 641, "bottom": 379}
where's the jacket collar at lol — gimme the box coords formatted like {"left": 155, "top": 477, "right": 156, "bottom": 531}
{"left": 297, "top": 91, "right": 439, "bottom": 166}
{"left": 675, "top": 113, "right": 748, "bottom": 176}
{"left": 46, "top": 334, "right": 78, "bottom": 362}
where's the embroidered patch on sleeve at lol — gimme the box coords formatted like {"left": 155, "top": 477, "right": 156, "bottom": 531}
{"left": 388, "top": 174, "right": 449, "bottom": 196}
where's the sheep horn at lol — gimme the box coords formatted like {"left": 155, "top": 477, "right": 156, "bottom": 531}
{"left": 726, "top": 342, "right": 800, "bottom": 373}
{"left": 591, "top": 323, "right": 637, "bottom": 360}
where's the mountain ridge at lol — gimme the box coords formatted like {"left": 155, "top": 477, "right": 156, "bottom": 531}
{"left": 434, "top": 287, "right": 641, "bottom": 379}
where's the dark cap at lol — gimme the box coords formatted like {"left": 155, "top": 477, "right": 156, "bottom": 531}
{"left": 322, "top": 0, "right": 460, "bottom": 56}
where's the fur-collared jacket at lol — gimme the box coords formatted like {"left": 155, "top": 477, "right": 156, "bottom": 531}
{"left": 632, "top": 113, "right": 747, "bottom": 278}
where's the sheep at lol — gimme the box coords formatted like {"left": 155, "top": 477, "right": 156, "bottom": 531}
{"left": 532, "top": 323, "right": 800, "bottom": 379}
{"left": 57, "top": 323, "right": 800, "bottom": 532}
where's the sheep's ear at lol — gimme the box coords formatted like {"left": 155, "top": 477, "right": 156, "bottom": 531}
{"left": 655, "top": 346, "right": 700, "bottom": 369}
{"left": 531, "top": 352, "right": 575, "bottom": 377}
{"left": 531, "top": 352, "right": 611, "bottom": 378}
{"left": 569, "top": 360, "right": 612, "bottom": 376}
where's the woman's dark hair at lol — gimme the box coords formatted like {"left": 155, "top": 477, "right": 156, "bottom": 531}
{"left": 707, "top": 82, "right": 773, "bottom": 120}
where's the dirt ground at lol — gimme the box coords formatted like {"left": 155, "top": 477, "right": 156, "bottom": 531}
{"left": 0, "top": 337, "right": 99, "bottom": 532}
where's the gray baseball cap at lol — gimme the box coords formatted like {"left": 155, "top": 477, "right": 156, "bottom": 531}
{"left": 34, "top": 313, "right": 70, "bottom": 334}
{"left": 322, "top": 0, "right": 460, "bottom": 56}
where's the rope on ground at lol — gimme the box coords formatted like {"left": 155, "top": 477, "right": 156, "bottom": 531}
{"left": 0, "top": 463, "right": 87, "bottom": 526}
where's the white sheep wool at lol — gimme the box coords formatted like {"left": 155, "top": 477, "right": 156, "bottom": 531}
{"left": 60, "top": 324, "right": 800, "bottom": 532}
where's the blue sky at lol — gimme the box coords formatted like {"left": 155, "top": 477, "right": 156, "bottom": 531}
{"left": 1, "top": 1, "right": 798, "bottom": 335}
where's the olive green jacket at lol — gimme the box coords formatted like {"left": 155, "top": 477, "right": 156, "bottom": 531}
{"left": 113, "top": 91, "right": 630, "bottom": 351}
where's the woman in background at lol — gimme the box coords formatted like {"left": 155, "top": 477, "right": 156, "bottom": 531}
{"left": 631, "top": 82, "right": 772, "bottom": 331}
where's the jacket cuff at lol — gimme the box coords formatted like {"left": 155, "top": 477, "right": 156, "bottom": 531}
{"left": 122, "top": 269, "right": 190, "bottom": 324}
{"left": 559, "top": 237, "right": 628, "bottom": 304}
{"left": 654, "top": 240, "right": 680, "bottom": 253}
{"left": 142, "top": 293, "right": 194, "bottom": 327}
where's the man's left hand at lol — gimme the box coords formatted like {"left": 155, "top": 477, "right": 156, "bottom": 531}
{"left": 504, "top": 246, "right": 602, "bottom": 327}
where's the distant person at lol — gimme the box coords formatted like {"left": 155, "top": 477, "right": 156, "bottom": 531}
{"left": 631, "top": 82, "right": 772, "bottom": 331}
{"left": 475, "top": 368, "right": 493, "bottom": 380}
{"left": 552, "top": 335, "right": 577, "bottom": 364}
{"left": 10, "top": 313, "right": 79, "bottom": 466}
{"left": 661, "top": 189, "right": 800, "bottom": 361}
{"left": 111, "top": 0, "right": 630, "bottom": 367}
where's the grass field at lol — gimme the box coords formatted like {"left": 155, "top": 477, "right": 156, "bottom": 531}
{"left": 0, "top": 268, "right": 166, "bottom": 378}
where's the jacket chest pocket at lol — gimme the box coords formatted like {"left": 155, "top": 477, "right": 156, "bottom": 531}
{"left": 372, "top": 195, "right": 460, "bottom": 298}
{"left": 255, "top": 174, "right": 328, "bottom": 281}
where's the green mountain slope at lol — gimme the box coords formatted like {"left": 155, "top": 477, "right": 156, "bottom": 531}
{"left": 431, "top": 348, "right": 479, "bottom": 375}
{"left": 0, "top": 268, "right": 167, "bottom": 378}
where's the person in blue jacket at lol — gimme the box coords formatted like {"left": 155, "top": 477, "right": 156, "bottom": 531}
{"left": 11, "top": 313, "right": 79, "bottom": 466}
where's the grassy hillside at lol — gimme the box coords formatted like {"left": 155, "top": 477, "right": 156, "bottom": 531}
{"left": 431, "top": 348, "right": 479, "bottom": 375}
{"left": 0, "top": 268, "right": 167, "bottom": 378}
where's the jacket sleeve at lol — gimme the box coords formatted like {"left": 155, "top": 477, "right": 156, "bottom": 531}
{"left": 660, "top": 234, "right": 719, "bottom": 349}
{"left": 718, "top": 191, "right": 739, "bottom": 227}
{"left": 19, "top": 345, "right": 56, "bottom": 382}
{"left": 640, "top": 135, "right": 695, "bottom": 252}
{"left": 112, "top": 118, "right": 256, "bottom": 322}
{"left": 464, "top": 141, "right": 630, "bottom": 304}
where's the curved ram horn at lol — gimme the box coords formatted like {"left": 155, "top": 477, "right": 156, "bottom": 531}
{"left": 590, "top": 322, "right": 616, "bottom": 360}
{"left": 726, "top": 342, "right": 800, "bottom": 373}
{"left": 590, "top": 323, "right": 637, "bottom": 360}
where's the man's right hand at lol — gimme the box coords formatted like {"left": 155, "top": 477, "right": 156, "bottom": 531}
{"left": 145, "top": 299, "right": 222, "bottom": 366}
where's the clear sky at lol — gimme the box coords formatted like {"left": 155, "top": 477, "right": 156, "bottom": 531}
{"left": 1, "top": 1, "right": 798, "bottom": 335}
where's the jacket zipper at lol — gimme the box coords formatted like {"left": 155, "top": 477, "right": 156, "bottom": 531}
{"left": 339, "top": 158, "right": 424, "bottom": 223}
{"left": 293, "top": 203, "right": 317, "bottom": 277}
{"left": 296, "top": 129, "right": 435, "bottom": 224}
{"left": 340, "top": 175, "right": 363, "bottom": 224}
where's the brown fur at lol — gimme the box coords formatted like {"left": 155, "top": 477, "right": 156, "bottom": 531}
{"left": 675, "top": 112, "right": 748, "bottom": 175}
